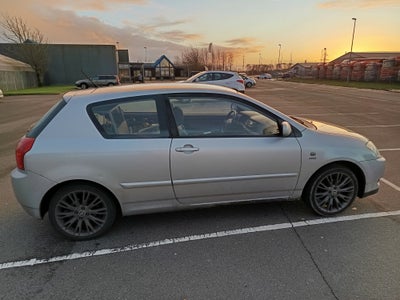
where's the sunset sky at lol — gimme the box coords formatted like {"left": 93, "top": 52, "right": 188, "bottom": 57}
{"left": 1, "top": 0, "right": 399, "bottom": 66}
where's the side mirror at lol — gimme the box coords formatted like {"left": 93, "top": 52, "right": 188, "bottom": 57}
{"left": 281, "top": 121, "right": 292, "bottom": 137}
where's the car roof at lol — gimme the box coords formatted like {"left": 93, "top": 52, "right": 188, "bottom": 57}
{"left": 196, "top": 70, "right": 238, "bottom": 75}
{"left": 63, "top": 83, "right": 241, "bottom": 104}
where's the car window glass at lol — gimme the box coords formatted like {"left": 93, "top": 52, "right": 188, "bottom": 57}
{"left": 168, "top": 96, "right": 279, "bottom": 137}
{"left": 89, "top": 98, "right": 168, "bottom": 138}
{"left": 196, "top": 73, "right": 212, "bottom": 82}
{"left": 215, "top": 73, "right": 232, "bottom": 80}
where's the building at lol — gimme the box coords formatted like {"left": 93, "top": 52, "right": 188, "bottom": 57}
{"left": 0, "top": 43, "right": 177, "bottom": 86}
{"left": 289, "top": 63, "right": 319, "bottom": 78}
{"left": 130, "top": 55, "right": 176, "bottom": 81}
{"left": 289, "top": 52, "right": 400, "bottom": 82}
{"left": 329, "top": 52, "right": 400, "bottom": 64}
{"left": 0, "top": 54, "right": 36, "bottom": 91}
{"left": 0, "top": 43, "right": 118, "bottom": 85}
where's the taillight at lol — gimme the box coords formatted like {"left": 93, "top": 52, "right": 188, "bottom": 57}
{"left": 237, "top": 79, "right": 244, "bottom": 84}
{"left": 15, "top": 137, "right": 35, "bottom": 170}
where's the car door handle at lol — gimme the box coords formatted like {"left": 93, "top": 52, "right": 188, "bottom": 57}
{"left": 175, "top": 144, "right": 200, "bottom": 153}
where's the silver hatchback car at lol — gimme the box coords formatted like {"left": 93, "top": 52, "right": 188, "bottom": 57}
{"left": 11, "top": 83, "right": 385, "bottom": 240}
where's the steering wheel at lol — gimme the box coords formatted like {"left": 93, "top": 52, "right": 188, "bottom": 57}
{"left": 222, "top": 110, "right": 238, "bottom": 133}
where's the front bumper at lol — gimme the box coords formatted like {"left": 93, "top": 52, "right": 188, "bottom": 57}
{"left": 359, "top": 156, "right": 386, "bottom": 198}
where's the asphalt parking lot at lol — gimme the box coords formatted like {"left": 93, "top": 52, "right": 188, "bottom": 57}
{"left": 0, "top": 80, "right": 399, "bottom": 299}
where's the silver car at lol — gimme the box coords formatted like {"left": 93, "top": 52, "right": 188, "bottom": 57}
{"left": 11, "top": 83, "right": 385, "bottom": 240}
{"left": 75, "top": 75, "right": 120, "bottom": 89}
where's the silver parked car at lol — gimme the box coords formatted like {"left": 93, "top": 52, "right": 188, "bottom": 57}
{"left": 75, "top": 75, "right": 120, "bottom": 89}
{"left": 11, "top": 83, "right": 385, "bottom": 240}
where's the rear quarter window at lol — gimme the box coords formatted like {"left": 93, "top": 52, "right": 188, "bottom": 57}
{"left": 26, "top": 99, "right": 66, "bottom": 138}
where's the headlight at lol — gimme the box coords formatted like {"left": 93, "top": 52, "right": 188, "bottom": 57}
{"left": 366, "top": 141, "right": 381, "bottom": 157}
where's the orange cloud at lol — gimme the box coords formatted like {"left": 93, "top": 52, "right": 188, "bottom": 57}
{"left": 225, "top": 38, "right": 257, "bottom": 46}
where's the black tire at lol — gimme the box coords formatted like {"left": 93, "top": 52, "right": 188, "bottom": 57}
{"left": 107, "top": 83, "right": 114, "bottom": 86}
{"left": 303, "top": 165, "right": 358, "bottom": 216}
{"left": 246, "top": 82, "right": 252, "bottom": 88}
{"left": 80, "top": 83, "right": 88, "bottom": 89}
{"left": 49, "top": 184, "right": 117, "bottom": 240}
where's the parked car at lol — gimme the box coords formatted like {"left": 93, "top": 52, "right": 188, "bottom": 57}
{"left": 75, "top": 75, "right": 120, "bottom": 89}
{"left": 257, "top": 73, "right": 272, "bottom": 79}
{"left": 184, "top": 70, "right": 245, "bottom": 92}
{"left": 240, "top": 74, "right": 257, "bottom": 88}
{"left": 12, "top": 83, "right": 385, "bottom": 240}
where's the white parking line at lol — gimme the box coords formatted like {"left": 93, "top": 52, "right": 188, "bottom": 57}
{"left": 381, "top": 178, "right": 400, "bottom": 192}
{"left": 348, "top": 125, "right": 400, "bottom": 128}
{"left": 1, "top": 210, "right": 400, "bottom": 271}
{"left": 298, "top": 112, "right": 379, "bottom": 116}
{"left": 379, "top": 148, "right": 400, "bottom": 152}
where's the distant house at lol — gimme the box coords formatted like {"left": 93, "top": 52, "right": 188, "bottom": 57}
{"left": 0, "top": 54, "right": 37, "bottom": 91}
{"left": 130, "top": 55, "right": 176, "bottom": 81}
{"left": 290, "top": 63, "right": 319, "bottom": 78}
{"left": 153, "top": 55, "right": 175, "bottom": 79}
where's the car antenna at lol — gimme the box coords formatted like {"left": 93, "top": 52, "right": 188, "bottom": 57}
{"left": 81, "top": 69, "right": 99, "bottom": 88}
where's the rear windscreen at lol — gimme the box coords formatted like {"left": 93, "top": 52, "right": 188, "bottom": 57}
{"left": 26, "top": 99, "right": 67, "bottom": 138}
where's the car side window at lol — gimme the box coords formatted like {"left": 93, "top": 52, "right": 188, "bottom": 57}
{"left": 195, "top": 73, "right": 212, "bottom": 82}
{"left": 168, "top": 96, "right": 280, "bottom": 137}
{"left": 88, "top": 98, "right": 169, "bottom": 138}
{"left": 214, "top": 73, "right": 232, "bottom": 80}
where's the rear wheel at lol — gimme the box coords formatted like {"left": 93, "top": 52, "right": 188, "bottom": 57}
{"left": 303, "top": 165, "right": 358, "bottom": 216}
{"left": 246, "top": 82, "right": 252, "bottom": 88}
{"left": 49, "top": 184, "right": 117, "bottom": 240}
{"left": 80, "top": 83, "right": 88, "bottom": 89}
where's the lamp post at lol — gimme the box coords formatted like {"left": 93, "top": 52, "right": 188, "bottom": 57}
{"left": 347, "top": 18, "right": 357, "bottom": 82}
{"left": 144, "top": 46, "right": 147, "bottom": 62}
{"left": 277, "top": 44, "right": 281, "bottom": 69}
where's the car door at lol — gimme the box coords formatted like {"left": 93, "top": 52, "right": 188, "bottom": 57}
{"left": 88, "top": 96, "right": 176, "bottom": 212}
{"left": 168, "top": 94, "right": 302, "bottom": 205}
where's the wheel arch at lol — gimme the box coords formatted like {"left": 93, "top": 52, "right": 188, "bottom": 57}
{"left": 302, "top": 161, "right": 366, "bottom": 199}
{"left": 40, "top": 180, "right": 122, "bottom": 219}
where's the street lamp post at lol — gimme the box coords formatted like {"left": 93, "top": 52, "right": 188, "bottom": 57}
{"left": 347, "top": 18, "right": 357, "bottom": 82}
{"left": 277, "top": 44, "right": 281, "bottom": 69}
{"left": 142, "top": 46, "right": 147, "bottom": 81}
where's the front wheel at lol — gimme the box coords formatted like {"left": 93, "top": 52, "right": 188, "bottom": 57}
{"left": 49, "top": 184, "right": 117, "bottom": 240}
{"left": 303, "top": 165, "right": 358, "bottom": 216}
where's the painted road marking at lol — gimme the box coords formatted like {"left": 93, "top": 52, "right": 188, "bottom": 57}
{"left": 348, "top": 125, "right": 400, "bottom": 128}
{"left": 298, "top": 112, "right": 379, "bottom": 116}
{"left": 1, "top": 210, "right": 400, "bottom": 271}
{"left": 379, "top": 148, "right": 400, "bottom": 152}
{"left": 381, "top": 178, "right": 400, "bottom": 192}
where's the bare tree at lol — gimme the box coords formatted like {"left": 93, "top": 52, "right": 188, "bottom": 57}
{"left": 181, "top": 47, "right": 207, "bottom": 73}
{"left": 0, "top": 14, "right": 48, "bottom": 86}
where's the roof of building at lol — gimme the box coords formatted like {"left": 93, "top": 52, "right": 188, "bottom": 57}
{"left": 0, "top": 54, "right": 34, "bottom": 72}
{"left": 290, "top": 62, "right": 319, "bottom": 69}
{"left": 153, "top": 54, "right": 175, "bottom": 67}
{"left": 330, "top": 52, "right": 400, "bottom": 64}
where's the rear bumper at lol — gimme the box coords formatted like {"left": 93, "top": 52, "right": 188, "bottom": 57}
{"left": 11, "top": 168, "right": 55, "bottom": 219}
